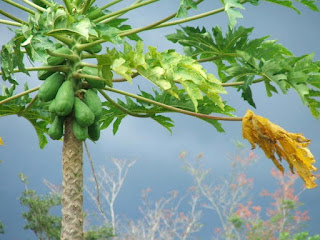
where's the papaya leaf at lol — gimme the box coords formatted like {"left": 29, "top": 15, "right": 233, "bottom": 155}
{"left": 100, "top": 41, "right": 226, "bottom": 112}
{"left": 0, "top": 85, "right": 51, "bottom": 148}
{"left": 112, "top": 58, "right": 134, "bottom": 82}
{"left": 0, "top": 32, "right": 28, "bottom": 84}
{"left": 100, "top": 109, "right": 115, "bottom": 130}
{"left": 72, "top": 18, "right": 92, "bottom": 40}
{"left": 47, "top": 18, "right": 93, "bottom": 40}
{"left": 308, "top": 89, "right": 320, "bottom": 97}
{"left": 101, "top": 97, "right": 173, "bottom": 134}
{"left": 96, "top": 54, "right": 113, "bottom": 87}
{"left": 112, "top": 115, "right": 125, "bottom": 135}
{"left": 306, "top": 97, "right": 320, "bottom": 119}
{"left": 176, "top": 0, "right": 198, "bottom": 18}
{"left": 222, "top": 50, "right": 320, "bottom": 114}
{"left": 287, "top": 71, "right": 309, "bottom": 104}
{"left": 166, "top": 26, "right": 292, "bottom": 64}
{"left": 100, "top": 86, "right": 235, "bottom": 134}
{"left": 264, "top": 80, "right": 278, "bottom": 97}
{"left": 103, "top": 17, "right": 141, "bottom": 41}
{"left": 152, "top": 115, "right": 175, "bottom": 133}
{"left": 95, "top": 24, "right": 122, "bottom": 44}
{"left": 295, "top": 0, "right": 319, "bottom": 11}
{"left": 264, "top": 0, "right": 319, "bottom": 12}
{"left": 307, "top": 73, "right": 320, "bottom": 89}
{"left": 23, "top": 34, "right": 57, "bottom": 63}
{"left": 221, "top": 0, "right": 245, "bottom": 29}
{"left": 201, "top": 118, "right": 225, "bottom": 132}
{"left": 264, "top": 0, "right": 301, "bottom": 13}
{"left": 239, "top": 75, "right": 256, "bottom": 108}
{"left": 137, "top": 89, "right": 235, "bottom": 132}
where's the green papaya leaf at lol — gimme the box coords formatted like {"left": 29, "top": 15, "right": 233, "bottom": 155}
{"left": 0, "top": 84, "right": 50, "bottom": 148}
{"left": 176, "top": 0, "right": 198, "bottom": 18}
{"left": 221, "top": 0, "right": 245, "bottom": 29}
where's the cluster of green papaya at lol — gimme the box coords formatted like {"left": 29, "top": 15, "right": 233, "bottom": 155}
{"left": 37, "top": 45, "right": 104, "bottom": 142}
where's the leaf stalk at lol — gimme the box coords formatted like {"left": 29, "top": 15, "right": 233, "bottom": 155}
{"left": 120, "top": 6, "right": 225, "bottom": 37}
{"left": 0, "top": 19, "right": 22, "bottom": 27}
{"left": 102, "top": 87, "right": 243, "bottom": 121}
{"left": 0, "top": 66, "right": 68, "bottom": 76}
{"left": 21, "top": 0, "right": 47, "bottom": 12}
{"left": 98, "top": 90, "right": 152, "bottom": 118}
{"left": 36, "top": 0, "right": 53, "bottom": 7}
{"left": 97, "top": 0, "right": 150, "bottom": 25}
{"left": 18, "top": 94, "right": 38, "bottom": 116}
{"left": 0, "top": 86, "right": 40, "bottom": 106}
{"left": 99, "top": 0, "right": 123, "bottom": 12}
{"left": 81, "top": 0, "right": 92, "bottom": 14}
{"left": 95, "top": 0, "right": 159, "bottom": 24}
{"left": 222, "top": 78, "right": 264, "bottom": 87}
{"left": 62, "top": 0, "right": 73, "bottom": 14}
{"left": 77, "top": 39, "right": 106, "bottom": 52}
{"left": 2, "top": 0, "right": 36, "bottom": 15}
{"left": 73, "top": 73, "right": 106, "bottom": 83}
{"left": 154, "top": 7, "right": 225, "bottom": 29}
{"left": 52, "top": 36, "right": 74, "bottom": 47}
{"left": 0, "top": 10, "right": 28, "bottom": 25}
{"left": 47, "top": 50, "right": 79, "bottom": 62}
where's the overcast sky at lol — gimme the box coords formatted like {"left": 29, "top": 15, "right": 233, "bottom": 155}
{"left": 0, "top": 0, "right": 320, "bottom": 238}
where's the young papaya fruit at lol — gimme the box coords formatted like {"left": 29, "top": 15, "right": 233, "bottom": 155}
{"left": 38, "top": 72, "right": 64, "bottom": 102}
{"left": 82, "top": 66, "right": 98, "bottom": 75}
{"left": 32, "top": 0, "right": 48, "bottom": 8}
{"left": 74, "top": 97, "right": 95, "bottom": 127}
{"left": 54, "top": 80, "right": 74, "bottom": 116}
{"left": 84, "top": 44, "right": 102, "bottom": 54}
{"left": 83, "top": 89, "right": 102, "bottom": 120}
{"left": 72, "top": 120, "right": 88, "bottom": 141}
{"left": 48, "top": 99, "right": 56, "bottom": 113}
{"left": 87, "top": 8, "right": 103, "bottom": 20}
{"left": 47, "top": 47, "right": 72, "bottom": 66}
{"left": 48, "top": 115, "right": 64, "bottom": 140}
{"left": 54, "top": 43, "right": 64, "bottom": 49}
{"left": 88, "top": 121, "right": 100, "bottom": 141}
{"left": 37, "top": 65, "right": 55, "bottom": 80}
{"left": 81, "top": 66, "right": 106, "bottom": 89}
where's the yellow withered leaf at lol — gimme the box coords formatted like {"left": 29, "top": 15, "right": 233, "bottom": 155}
{"left": 242, "top": 110, "right": 318, "bottom": 189}
{"left": 0, "top": 137, "right": 3, "bottom": 146}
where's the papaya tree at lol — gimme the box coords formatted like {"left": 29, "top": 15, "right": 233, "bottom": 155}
{"left": 0, "top": 0, "right": 319, "bottom": 239}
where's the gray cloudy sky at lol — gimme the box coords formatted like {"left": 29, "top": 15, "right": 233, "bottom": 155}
{"left": 0, "top": 0, "right": 320, "bottom": 239}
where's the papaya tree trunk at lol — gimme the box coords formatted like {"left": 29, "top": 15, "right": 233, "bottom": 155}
{"left": 61, "top": 116, "right": 84, "bottom": 240}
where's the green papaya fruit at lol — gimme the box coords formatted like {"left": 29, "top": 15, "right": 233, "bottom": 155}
{"left": 82, "top": 66, "right": 98, "bottom": 75}
{"left": 37, "top": 65, "right": 55, "bottom": 80}
{"left": 74, "top": 97, "right": 95, "bottom": 127}
{"left": 72, "top": 120, "right": 88, "bottom": 141}
{"left": 47, "top": 47, "right": 72, "bottom": 66}
{"left": 84, "top": 44, "right": 102, "bottom": 54}
{"left": 87, "top": 8, "right": 103, "bottom": 20}
{"left": 48, "top": 99, "right": 56, "bottom": 113}
{"left": 54, "top": 81, "right": 74, "bottom": 116}
{"left": 48, "top": 115, "right": 64, "bottom": 140}
{"left": 88, "top": 121, "right": 100, "bottom": 141}
{"left": 83, "top": 89, "right": 102, "bottom": 120}
{"left": 38, "top": 72, "right": 64, "bottom": 102}
{"left": 81, "top": 66, "right": 106, "bottom": 89}
{"left": 32, "top": 0, "right": 48, "bottom": 8}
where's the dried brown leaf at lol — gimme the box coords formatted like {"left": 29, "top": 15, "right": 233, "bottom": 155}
{"left": 242, "top": 110, "right": 318, "bottom": 189}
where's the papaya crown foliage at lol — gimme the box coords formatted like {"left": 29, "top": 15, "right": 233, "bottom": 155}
{"left": 0, "top": 0, "right": 319, "bottom": 186}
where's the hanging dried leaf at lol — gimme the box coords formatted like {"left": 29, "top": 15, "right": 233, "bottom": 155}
{"left": 0, "top": 137, "right": 3, "bottom": 146}
{"left": 242, "top": 110, "right": 318, "bottom": 189}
